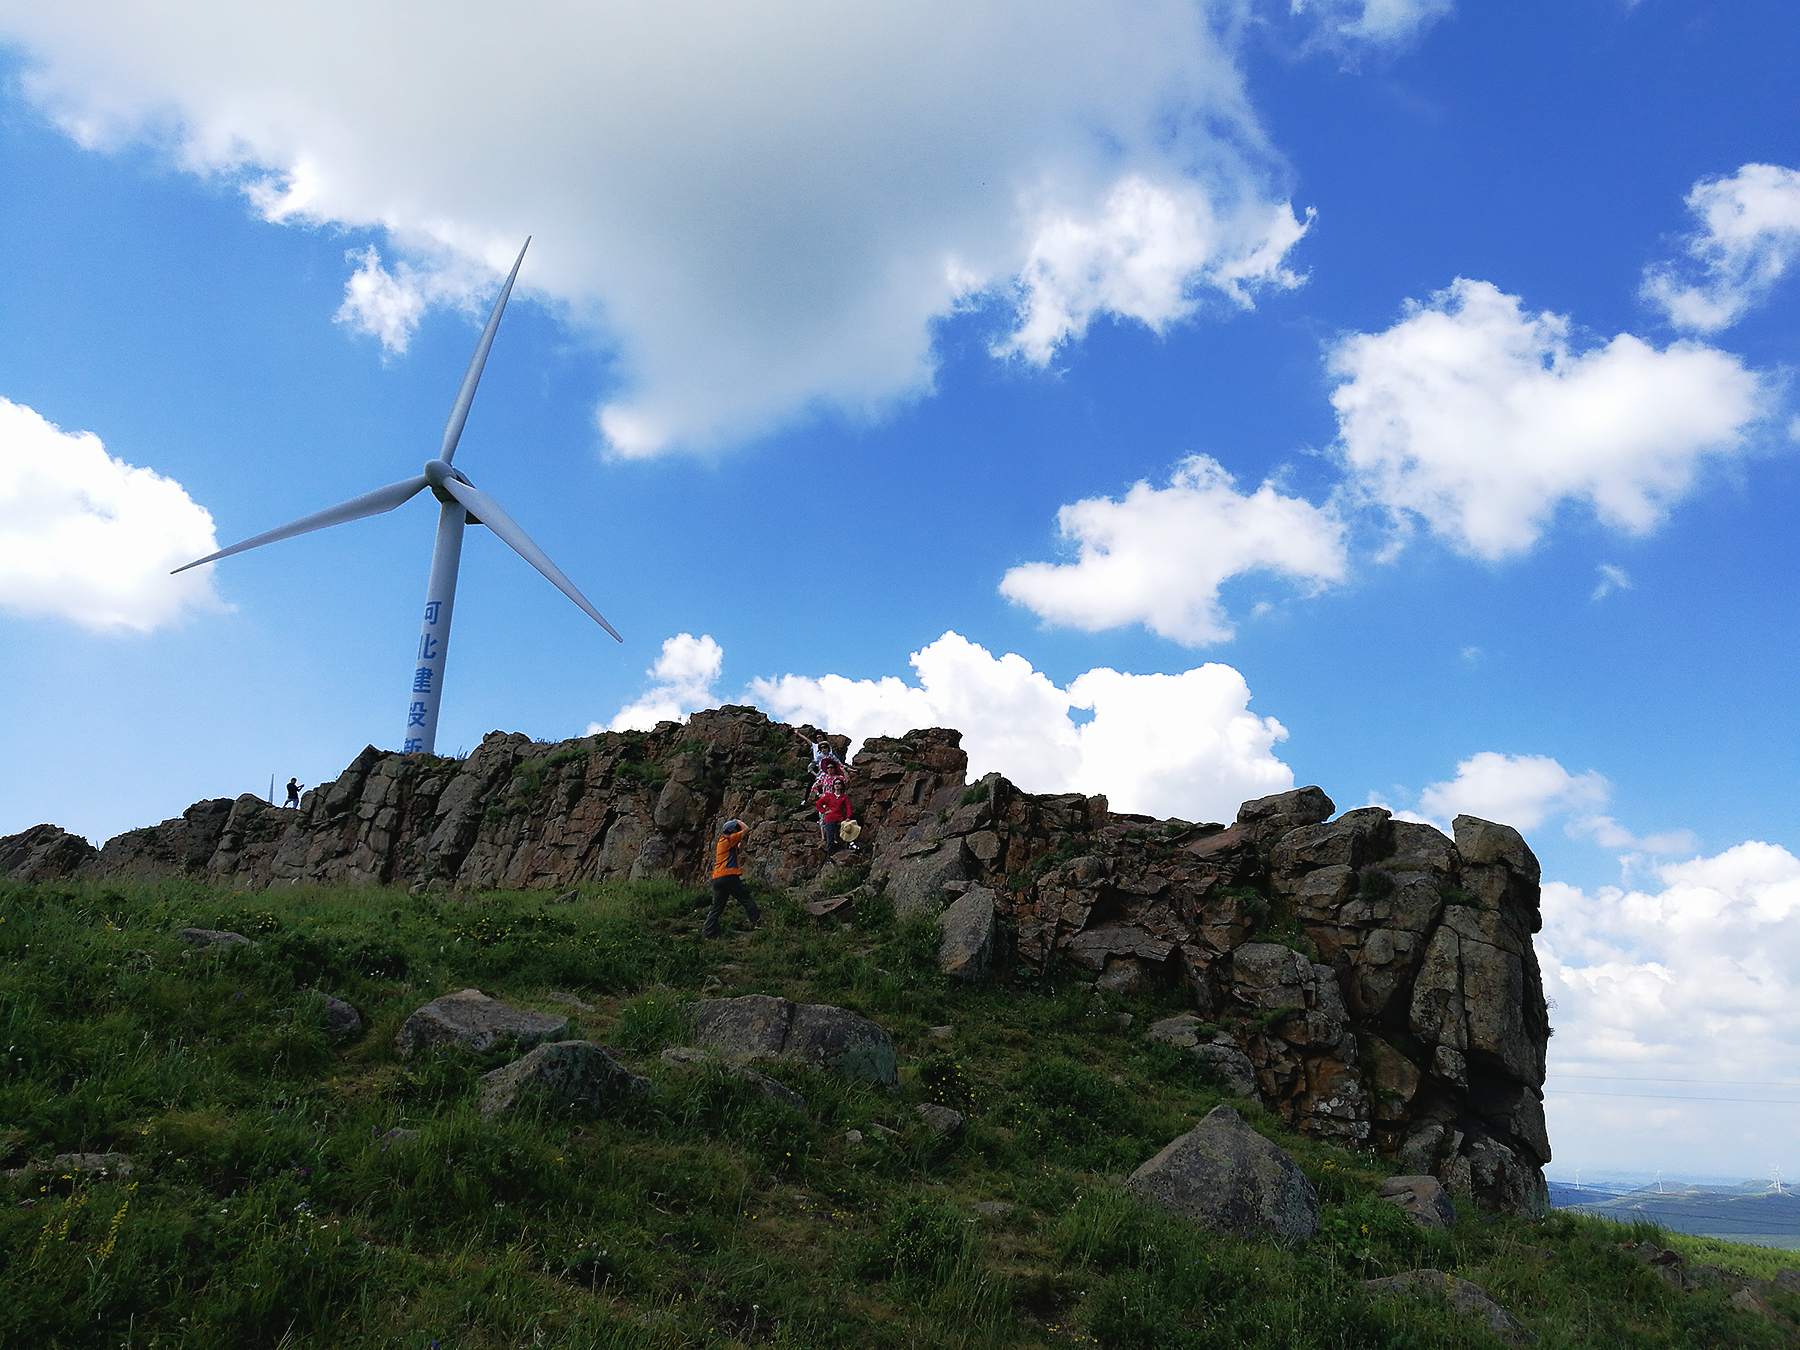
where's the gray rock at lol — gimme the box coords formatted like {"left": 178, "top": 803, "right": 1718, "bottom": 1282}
{"left": 546, "top": 991, "right": 595, "bottom": 1012}
{"left": 24, "top": 1152, "right": 136, "bottom": 1181}
{"left": 1125, "top": 1104, "right": 1319, "bottom": 1242}
{"left": 661, "top": 1047, "right": 810, "bottom": 1111}
{"left": 915, "top": 1102, "right": 965, "bottom": 1133}
{"left": 477, "top": 1040, "right": 651, "bottom": 1118}
{"left": 1377, "top": 1174, "right": 1459, "bottom": 1229}
{"left": 1191, "top": 1042, "right": 1261, "bottom": 1099}
{"left": 177, "top": 927, "right": 256, "bottom": 950}
{"left": 738, "top": 1067, "right": 809, "bottom": 1112}
{"left": 1146, "top": 1013, "right": 1209, "bottom": 1048}
{"left": 844, "top": 1129, "right": 864, "bottom": 1145}
{"left": 938, "top": 884, "right": 998, "bottom": 981}
{"left": 312, "top": 992, "right": 363, "bottom": 1043}
{"left": 927, "top": 1025, "right": 955, "bottom": 1040}
{"left": 972, "top": 1201, "right": 1016, "bottom": 1219}
{"left": 881, "top": 840, "right": 969, "bottom": 918}
{"left": 687, "top": 994, "right": 898, "bottom": 1087}
{"left": 394, "top": 988, "right": 571, "bottom": 1058}
{"left": 1451, "top": 816, "right": 1539, "bottom": 877}
{"left": 548, "top": 888, "right": 580, "bottom": 906}
{"left": 1362, "top": 1270, "right": 1533, "bottom": 1343}
{"left": 1236, "top": 787, "right": 1336, "bottom": 843}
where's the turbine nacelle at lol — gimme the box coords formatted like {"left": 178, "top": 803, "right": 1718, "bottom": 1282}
{"left": 423, "top": 459, "right": 480, "bottom": 521}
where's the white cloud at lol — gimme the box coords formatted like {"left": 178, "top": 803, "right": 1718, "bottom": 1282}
{"left": 1329, "top": 278, "right": 1767, "bottom": 559}
{"left": 335, "top": 246, "right": 490, "bottom": 355}
{"left": 1418, "top": 751, "right": 1609, "bottom": 831}
{"left": 0, "top": 396, "right": 224, "bottom": 632}
{"left": 1540, "top": 842, "right": 1800, "bottom": 1171}
{"left": 999, "top": 454, "right": 1346, "bottom": 645}
{"left": 750, "top": 630, "right": 1294, "bottom": 820}
{"left": 1000, "top": 177, "right": 1310, "bottom": 364}
{"left": 1642, "top": 163, "right": 1800, "bottom": 333}
{"left": 1414, "top": 750, "right": 1695, "bottom": 856}
{"left": 1290, "top": 0, "right": 1454, "bottom": 44}
{"left": 593, "top": 632, "right": 723, "bottom": 732}
{"left": 1590, "top": 563, "right": 1632, "bottom": 602}
{"left": 0, "top": 1, "right": 1311, "bottom": 455}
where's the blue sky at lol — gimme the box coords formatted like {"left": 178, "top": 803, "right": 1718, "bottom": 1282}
{"left": 2, "top": 0, "right": 1798, "bottom": 1177}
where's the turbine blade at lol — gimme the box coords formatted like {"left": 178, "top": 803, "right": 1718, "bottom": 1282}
{"left": 171, "top": 475, "right": 430, "bottom": 574}
{"left": 440, "top": 238, "right": 530, "bottom": 465}
{"left": 438, "top": 475, "right": 622, "bottom": 641}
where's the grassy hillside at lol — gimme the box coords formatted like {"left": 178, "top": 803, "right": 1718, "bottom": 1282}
{"left": 2, "top": 876, "right": 1795, "bottom": 1349}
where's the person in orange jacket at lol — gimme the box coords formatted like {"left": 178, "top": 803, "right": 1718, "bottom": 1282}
{"left": 702, "top": 818, "right": 761, "bottom": 938}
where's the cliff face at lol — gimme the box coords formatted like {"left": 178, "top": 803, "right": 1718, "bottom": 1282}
{"left": 1, "top": 704, "right": 1551, "bottom": 1213}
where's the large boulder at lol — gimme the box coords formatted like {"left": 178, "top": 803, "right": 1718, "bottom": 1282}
{"left": 687, "top": 994, "right": 898, "bottom": 1086}
{"left": 477, "top": 1040, "right": 651, "bottom": 1119}
{"left": 1236, "top": 787, "right": 1336, "bottom": 845}
{"left": 394, "top": 988, "right": 570, "bottom": 1058}
{"left": 1125, "top": 1104, "right": 1319, "bottom": 1242}
{"left": 880, "top": 840, "right": 969, "bottom": 918}
{"left": 938, "top": 884, "right": 998, "bottom": 981}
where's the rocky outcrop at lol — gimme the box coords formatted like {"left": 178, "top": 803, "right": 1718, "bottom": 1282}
{"left": 394, "top": 989, "right": 570, "bottom": 1058}
{"left": 1, "top": 703, "right": 1553, "bottom": 1213}
{"left": 1126, "top": 1104, "right": 1319, "bottom": 1242}
{"left": 0, "top": 824, "right": 98, "bottom": 881}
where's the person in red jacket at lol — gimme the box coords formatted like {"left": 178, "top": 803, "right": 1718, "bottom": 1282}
{"left": 702, "top": 818, "right": 760, "bottom": 938}
{"left": 816, "top": 786, "right": 853, "bottom": 859}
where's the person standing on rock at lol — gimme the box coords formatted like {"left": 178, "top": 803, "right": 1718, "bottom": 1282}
{"left": 702, "top": 818, "right": 761, "bottom": 939}
{"left": 815, "top": 784, "right": 853, "bottom": 860}
{"left": 284, "top": 778, "right": 303, "bottom": 809}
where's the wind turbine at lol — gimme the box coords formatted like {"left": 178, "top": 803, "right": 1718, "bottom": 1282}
{"left": 173, "top": 239, "right": 621, "bottom": 754}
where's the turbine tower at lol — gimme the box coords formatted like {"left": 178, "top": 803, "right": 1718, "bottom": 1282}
{"left": 173, "top": 239, "right": 620, "bottom": 754}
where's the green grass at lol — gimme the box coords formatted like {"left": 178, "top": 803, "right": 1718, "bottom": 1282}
{"left": 3, "top": 877, "right": 1797, "bottom": 1349}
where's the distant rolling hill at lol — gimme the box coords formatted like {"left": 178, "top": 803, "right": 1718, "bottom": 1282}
{"left": 1553, "top": 1181, "right": 1800, "bottom": 1250}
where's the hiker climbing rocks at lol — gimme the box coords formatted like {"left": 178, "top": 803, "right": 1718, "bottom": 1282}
{"left": 702, "top": 818, "right": 761, "bottom": 938}
{"left": 816, "top": 784, "right": 853, "bottom": 859}
{"left": 284, "top": 777, "right": 302, "bottom": 808}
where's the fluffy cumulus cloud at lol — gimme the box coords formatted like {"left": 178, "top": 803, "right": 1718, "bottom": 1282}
{"left": 595, "top": 632, "right": 724, "bottom": 733}
{"left": 0, "top": 1, "right": 1314, "bottom": 455}
{"left": 999, "top": 455, "right": 1346, "bottom": 645}
{"left": 749, "top": 630, "right": 1293, "bottom": 820}
{"left": 1413, "top": 751, "right": 1696, "bottom": 856}
{"left": 1642, "top": 163, "right": 1800, "bottom": 333}
{"left": 1539, "top": 843, "right": 1800, "bottom": 1170}
{"left": 1329, "top": 279, "right": 1767, "bottom": 559}
{"left": 0, "top": 396, "right": 223, "bottom": 632}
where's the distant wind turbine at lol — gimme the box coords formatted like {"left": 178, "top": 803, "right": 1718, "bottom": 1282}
{"left": 173, "top": 239, "right": 621, "bottom": 754}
